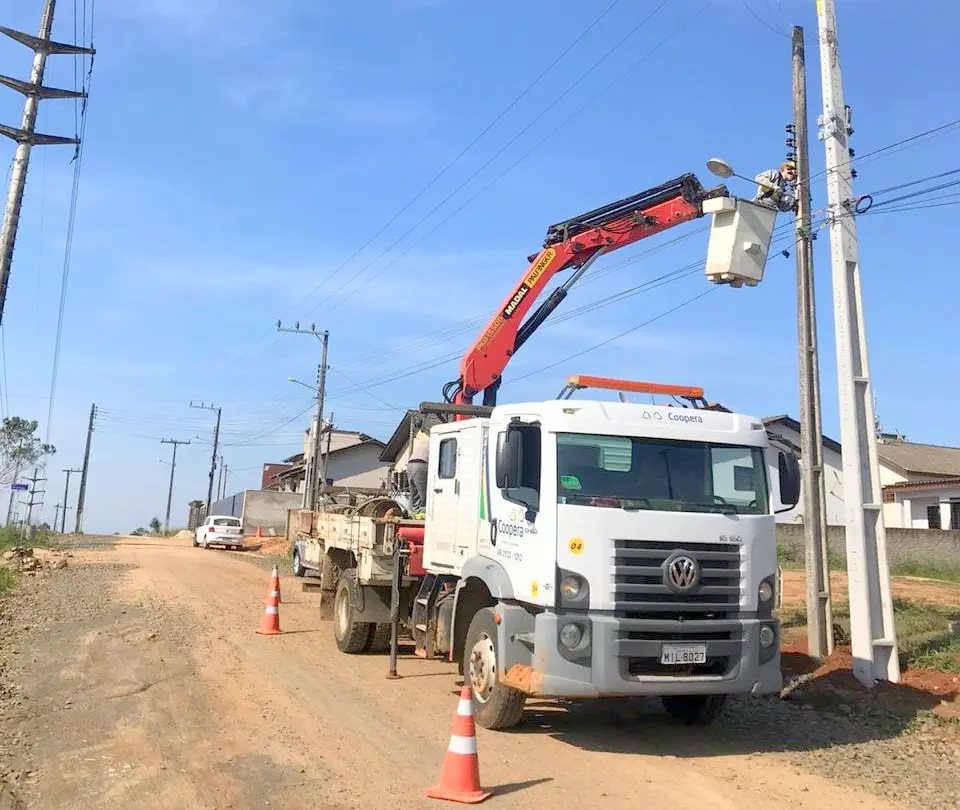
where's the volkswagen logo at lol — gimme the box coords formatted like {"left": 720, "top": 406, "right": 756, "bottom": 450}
{"left": 665, "top": 554, "right": 700, "bottom": 592}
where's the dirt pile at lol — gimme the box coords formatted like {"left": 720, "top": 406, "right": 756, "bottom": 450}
{"left": 0, "top": 548, "right": 70, "bottom": 575}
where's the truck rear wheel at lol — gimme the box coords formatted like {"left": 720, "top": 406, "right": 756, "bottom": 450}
{"left": 367, "top": 623, "right": 392, "bottom": 653}
{"left": 661, "top": 695, "right": 727, "bottom": 725}
{"left": 463, "top": 608, "right": 526, "bottom": 730}
{"left": 333, "top": 569, "right": 373, "bottom": 654}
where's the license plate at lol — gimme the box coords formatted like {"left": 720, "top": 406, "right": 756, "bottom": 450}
{"left": 660, "top": 643, "right": 707, "bottom": 665}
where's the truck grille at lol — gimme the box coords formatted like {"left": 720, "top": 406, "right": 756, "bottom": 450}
{"left": 612, "top": 538, "right": 742, "bottom": 618}
{"left": 612, "top": 538, "right": 743, "bottom": 677}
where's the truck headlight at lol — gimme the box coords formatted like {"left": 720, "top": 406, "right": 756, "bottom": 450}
{"left": 559, "top": 623, "right": 583, "bottom": 649}
{"left": 559, "top": 575, "right": 583, "bottom": 600}
{"left": 759, "top": 624, "right": 776, "bottom": 649}
{"left": 758, "top": 580, "right": 774, "bottom": 603}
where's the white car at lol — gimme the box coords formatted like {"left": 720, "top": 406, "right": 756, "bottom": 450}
{"left": 194, "top": 515, "right": 243, "bottom": 550}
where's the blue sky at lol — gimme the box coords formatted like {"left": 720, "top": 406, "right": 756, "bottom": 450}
{"left": 0, "top": 0, "right": 957, "bottom": 533}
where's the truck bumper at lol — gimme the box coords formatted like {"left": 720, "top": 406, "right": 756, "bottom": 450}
{"left": 501, "top": 611, "right": 781, "bottom": 699}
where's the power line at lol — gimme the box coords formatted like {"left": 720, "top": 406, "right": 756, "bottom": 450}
{"left": 308, "top": 0, "right": 676, "bottom": 316}
{"left": 333, "top": 131, "right": 959, "bottom": 378}
{"left": 505, "top": 287, "right": 719, "bottom": 386}
{"left": 196, "top": 0, "right": 636, "bottom": 387}
{"left": 45, "top": 0, "right": 97, "bottom": 445}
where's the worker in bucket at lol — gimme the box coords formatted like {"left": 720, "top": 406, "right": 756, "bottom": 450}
{"left": 407, "top": 430, "right": 429, "bottom": 517}
{"left": 753, "top": 160, "right": 798, "bottom": 212}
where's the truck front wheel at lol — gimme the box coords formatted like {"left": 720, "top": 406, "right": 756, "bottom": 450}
{"left": 661, "top": 695, "right": 727, "bottom": 725}
{"left": 333, "top": 569, "right": 373, "bottom": 654}
{"left": 463, "top": 608, "right": 526, "bottom": 730}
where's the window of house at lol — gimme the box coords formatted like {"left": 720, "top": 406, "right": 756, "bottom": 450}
{"left": 438, "top": 438, "right": 457, "bottom": 479}
{"left": 927, "top": 504, "right": 941, "bottom": 529}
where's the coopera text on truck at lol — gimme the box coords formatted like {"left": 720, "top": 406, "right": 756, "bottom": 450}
{"left": 290, "top": 168, "right": 793, "bottom": 729}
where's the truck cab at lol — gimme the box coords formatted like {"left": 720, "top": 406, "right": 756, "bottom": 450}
{"left": 420, "top": 398, "right": 800, "bottom": 728}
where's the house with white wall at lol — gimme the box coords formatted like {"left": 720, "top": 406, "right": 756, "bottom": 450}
{"left": 762, "top": 415, "right": 846, "bottom": 525}
{"left": 271, "top": 428, "right": 391, "bottom": 497}
{"left": 879, "top": 439, "right": 960, "bottom": 530}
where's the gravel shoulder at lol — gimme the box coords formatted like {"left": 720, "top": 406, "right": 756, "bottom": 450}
{"left": 0, "top": 535, "right": 956, "bottom": 809}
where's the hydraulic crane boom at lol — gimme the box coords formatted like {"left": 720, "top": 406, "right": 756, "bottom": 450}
{"left": 442, "top": 173, "right": 729, "bottom": 410}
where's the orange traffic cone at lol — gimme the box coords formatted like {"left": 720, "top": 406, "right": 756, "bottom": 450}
{"left": 263, "top": 564, "right": 281, "bottom": 605}
{"left": 255, "top": 525, "right": 263, "bottom": 538}
{"left": 425, "top": 685, "right": 490, "bottom": 804}
{"left": 256, "top": 573, "right": 281, "bottom": 636}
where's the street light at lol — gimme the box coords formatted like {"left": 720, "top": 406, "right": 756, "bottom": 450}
{"left": 288, "top": 376, "right": 319, "bottom": 393}
{"left": 706, "top": 157, "right": 758, "bottom": 185}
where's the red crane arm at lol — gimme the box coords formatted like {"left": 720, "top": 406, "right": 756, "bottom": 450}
{"left": 446, "top": 173, "right": 727, "bottom": 408}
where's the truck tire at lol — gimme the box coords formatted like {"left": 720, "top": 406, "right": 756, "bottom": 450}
{"left": 292, "top": 548, "right": 306, "bottom": 578}
{"left": 334, "top": 570, "right": 373, "bottom": 654}
{"left": 463, "top": 608, "right": 526, "bottom": 730}
{"left": 661, "top": 695, "right": 727, "bottom": 725}
{"left": 366, "top": 623, "right": 392, "bottom": 653}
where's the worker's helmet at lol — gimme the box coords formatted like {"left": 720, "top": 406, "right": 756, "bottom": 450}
{"left": 781, "top": 159, "right": 797, "bottom": 172}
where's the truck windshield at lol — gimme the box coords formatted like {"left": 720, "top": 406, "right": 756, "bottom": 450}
{"left": 556, "top": 432, "right": 769, "bottom": 515}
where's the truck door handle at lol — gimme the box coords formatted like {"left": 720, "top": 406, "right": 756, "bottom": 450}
{"left": 433, "top": 487, "right": 443, "bottom": 493}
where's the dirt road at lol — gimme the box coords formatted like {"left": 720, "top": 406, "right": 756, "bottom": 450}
{"left": 1, "top": 537, "right": 956, "bottom": 809}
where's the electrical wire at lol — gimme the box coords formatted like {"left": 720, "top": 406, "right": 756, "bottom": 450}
{"left": 307, "top": 1, "right": 676, "bottom": 317}
{"left": 44, "top": 1, "right": 96, "bottom": 445}
{"left": 505, "top": 286, "right": 719, "bottom": 386}
{"left": 314, "top": 1, "right": 714, "bottom": 315}
{"left": 333, "top": 127, "right": 957, "bottom": 377}
{"left": 198, "top": 0, "right": 636, "bottom": 386}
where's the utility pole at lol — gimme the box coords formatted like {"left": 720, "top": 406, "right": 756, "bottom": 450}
{"left": 0, "top": 1, "right": 94, "bottom": 326}
{"left": 160, "top": 438, "right": 190, "bottom": 535}
{"left": 60, "top": 467, "right": 80, "bottom": 533}
{"left": 190, "top": 402, "right": 221, "bottom": 514}
{"left": 216, "top": 454, "right": 225, "bottom": 500}
{"left": 791, "top": 25, "right": 834, "bottom": 662}
{"left": 277, "top": 321, "right": 329, "bottom": 511}
{"left": 816, "top": 0, "right": 899, "bottom": 685}
{"left": 23, "top": 466, "right": 46, "bottom": 530}
{"left": 74, "top": 403, "right": 96, "bottom": 534}
{"left": 321, "top": 411, "right": 334, "bottom": 498}
{"left": 222, "top": 462, "right": 229, "bottom": 498}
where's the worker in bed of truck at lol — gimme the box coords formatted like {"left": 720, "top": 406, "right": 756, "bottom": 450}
{"left": 754, "top": 160, "right": 798, "bottom": 213}
{"left": 407, "top": 431, "right": 429, "bottom": 517}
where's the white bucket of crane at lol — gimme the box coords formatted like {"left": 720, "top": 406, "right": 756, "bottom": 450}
{"left": 703, "top": 196, "right": 777, "bottom": 288}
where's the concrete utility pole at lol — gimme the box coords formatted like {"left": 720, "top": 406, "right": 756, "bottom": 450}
{"left": 791, "top": 25, "right": 834, "bottom": 662}
{"left": 816, "top": 0, "right": 899, "bottom": 685}
{"left": 160, "top": 438, "right": 190, "bottom": 535}
{"left": 216, "top": 454, "right": 225, "bottom": 500}
{"left": 74, "top": 403, "right": 96, "bottom": 533}
{"left": 0, "top": 0, "right": 94, "bottom": 326}
{"left": 190, "top": 402, "right": 221, "bottom": 514}
{"left": 59, "top": 467, "right": 80, "bottom": 533}
{"left": 277, "top": 321, "right": 329, "bottom": 511}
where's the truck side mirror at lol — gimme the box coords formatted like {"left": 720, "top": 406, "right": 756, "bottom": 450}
{"left": 495, "top": 427, "right": 523, "bottom": 490}
{"left": 778, "top": 450, "right": 801, "bottom": 508}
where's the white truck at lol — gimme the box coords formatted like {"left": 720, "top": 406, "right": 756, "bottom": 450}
{"left": 290, "top": 170, "right": 789, "bottom": 728}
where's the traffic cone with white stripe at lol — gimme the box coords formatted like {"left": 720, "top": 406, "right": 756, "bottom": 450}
{"left": 263, "top": 564, "right": 281, "bottom": 605}
{"left": 256, "top": 572, "right": 281, "bottom": 636}
{"left": 425, "top": 685, "right": 490, "bottom": 804}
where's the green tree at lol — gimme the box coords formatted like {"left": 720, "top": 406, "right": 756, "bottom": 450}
{"left": 0, "top": 417, "right": 55, "bottom": 483}
{"left": 149, "top": 517, "right": 162, "bottom": 534}
{"left": 0, "top": 417, "right": 55, "bottom": 526}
